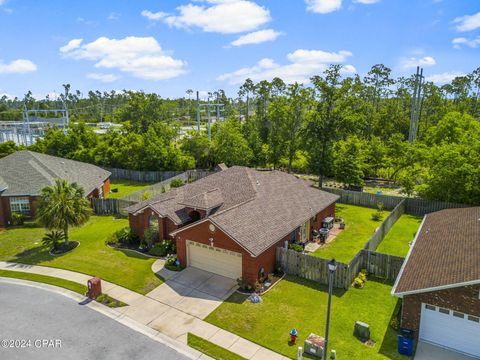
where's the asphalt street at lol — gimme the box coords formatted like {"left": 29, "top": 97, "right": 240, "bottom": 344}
{"left": 0, "top": 282, "right": 190, "bottom": 360}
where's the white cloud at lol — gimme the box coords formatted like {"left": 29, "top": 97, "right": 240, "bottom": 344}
{"left": 426, "top": 71, "right": 466, "bottom": 84}
{"left": 353, "top": 0, "right": 380, "bottom": 4}
{"left": 453, "top": 12, "right": 480, "bottom": 32}
{"left": 231, "top": 29, "right": 281, "bottom": 46}
{"left": 60, "top": 36, "right": 187, "bottom": 81}
{"left": 0, "top": 59, "right": 37, "bottom": 74}
{"left": 60, "top": 39, "right": 83, "bottom": 53}
{"left": 218, "top": 48, "right": 355, "bottom": 85}
{"left": 108, "top": 12, "right": 120, "bottom": 20}
{"left": 306, "top": 0, "right": 342, "bottom": 14}
{"left": 399, "top": 56, "right": 436, "bottom": 69}
{"left": 142, "top": 0, "right": 271, "bottom": 34}
{"left": 87, "top": 73, "right": 120, "bottom": 83}
{"left": 452, "top": 36, "right": 480, "bottom": 49}
{"left": 141, "top": 10, "right": 168, "bottom": 21}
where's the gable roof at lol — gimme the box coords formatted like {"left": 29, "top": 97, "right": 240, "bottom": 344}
{"left": 130, "top": 166, "right": 339, "bottom": 256}
{"left": 393, "top": 207, "right": 480, "bottom": 296}
{"left": 0, "top": 150, "right": 111, "bottom": 196}
{"left": 0, "top": 175, "right": 7, "bottom": 192}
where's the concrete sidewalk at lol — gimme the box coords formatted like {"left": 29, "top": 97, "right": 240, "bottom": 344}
{"left": 0, "top": 261, "right": 289, "bottom": 360}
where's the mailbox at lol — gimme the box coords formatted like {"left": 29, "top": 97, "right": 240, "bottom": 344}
{"left": 87, "top": 277, "right": 102, "bottom": 299}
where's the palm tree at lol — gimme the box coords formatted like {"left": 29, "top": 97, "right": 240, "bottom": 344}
{"left": 37, "top": 179, "right": 92, "bottom": 244}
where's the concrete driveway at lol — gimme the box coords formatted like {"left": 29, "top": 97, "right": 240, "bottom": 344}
{"left": 415, "top": 341, "right": 478, "bottom": 360}
{"left": 0, "top": 282, "right": 190, "bottom": 360}
{"left": 147, "top": 267, "right": 238, "bottom": 319}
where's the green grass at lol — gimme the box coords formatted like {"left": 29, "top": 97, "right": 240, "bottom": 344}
{"left": 0, "top": 216, "right": 163, "bottom": 294}
{"left": 376, "top": 214, "right": 422, "bottom": 257}
{"left": 108, "top": 179, "right": 152, "bottom": 199}
{"left": 311, "top": 204, "right": 390, "bottom": 263}
{"left": 0, "top": 269, "right": 87, "bottom": 295}
{"left": 187, "top": 333, "right": 246, "bottom": 360}
{"left": 96, "top": 293, "right": 128, "bottom": 308}
{"left": 206, "top": 276, "right": 407, "bottom": 360}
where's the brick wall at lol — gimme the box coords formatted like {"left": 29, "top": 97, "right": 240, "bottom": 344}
{"left": 129, "top": 208, "right": 178, "bottom": 241}
{"left": 310, "top": 202, "right": 336, "bottom": 237}
{"left": 0, "top": 196, "right": 6, "bottom": 228}
{"left": 0, "top": 196, "right": 37, "bottom": 227}
{"left": 401, "top": 284, "right": 480, "bottom": 337}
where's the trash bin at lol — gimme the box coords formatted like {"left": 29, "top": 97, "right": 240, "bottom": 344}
{"left": 398, "top": 328, "right": 415, "bottom": 356}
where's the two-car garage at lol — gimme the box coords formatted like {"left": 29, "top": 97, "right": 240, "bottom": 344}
{"left": 419, "top": 303, "right": 480, "bottom": 358}
{"left": 186, "top": 240, "right": 242, "bottom": 280}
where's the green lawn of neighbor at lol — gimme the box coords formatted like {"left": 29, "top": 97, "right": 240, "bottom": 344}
{"left": 187, "top": 333, "right": 246, "bottom": 360}
{"left": 0, "top": 269, "right": 87, "bottom": 295}
{"left": 108, "top": 179, "right": 152, "bottom": 199}
{"left": 206, "top": 276, "right": 407, "bottom": 360}
{"left": 376, "top": 214, "right": 422, "bottom": 257}
{"left": 0, "top": 216, "right": 163, "bottom": 294}
{"left": 311, "top": 204, "right": 390, "bottom": 263}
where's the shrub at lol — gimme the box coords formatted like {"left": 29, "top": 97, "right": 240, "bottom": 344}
{"left": 108, "top": 227, "right": 140, "bottom": 247}
{"left": 144, "top": 227, "right": 159, "bottom": 248}
{"left": 353, "top": 277, "right": 364, "bottom": 288}
{"left": 165, "top": 254, "right": 183, "bottom": 271}
{"left": 371, "top": 211, "right": 383, "bottom": 221}
{"left": 377, "top": 202, "right": 384, "bottom": 212}
{"left": 389, "top": 317, "right": 399, "bottom": 331}
{"left": 11, "top": 212, "right": 25, "bottom": 226}
{"left": 42, "top": 230, "right": 65, "bottom": 250}
{"left": 289, "top": 243, "right": 303, "bottom": 252}
{"left": 142, "top": 191, "right": 151, "bottom": 200}
{"left": 161, "top": 186, "right": 166, "bottom": 193}
{"left": 170, "top": 178, "right": 184, "bottom": 188}
{"left": 358, "top": 272, "right": 367, "bottom": 282}
{"left": 149, "top": 239, "right": 176, "bottom": 257}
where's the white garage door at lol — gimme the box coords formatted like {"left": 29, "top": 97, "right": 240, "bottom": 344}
{"left": 419, "top": 303, "right": 480, "bottom": 358}
{"left": 186, "top": 240, "right": 242, "bottom": 279}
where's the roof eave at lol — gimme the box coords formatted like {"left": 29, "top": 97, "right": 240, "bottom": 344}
{"left": 394, "top": 279, "right": 480, "bottom": 297}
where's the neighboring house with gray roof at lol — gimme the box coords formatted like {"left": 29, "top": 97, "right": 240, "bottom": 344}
{"left": 127, "top": 166, "right": 338, "bottom": 287}
{"left": 0, "top": 150, "right": 111, "bottom": 227}
{"left": 392, "top": 207, "right": 480, "bottom": 358}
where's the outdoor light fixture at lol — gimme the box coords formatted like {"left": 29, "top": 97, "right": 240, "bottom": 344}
{"left": 328, "top": 258, "right": 337, "bottom": 272}
{"left": 324, "top": 258, "right": 337, "bottom": 359}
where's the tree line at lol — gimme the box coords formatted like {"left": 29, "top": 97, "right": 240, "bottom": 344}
{"left": 1, "top": 64, "right": 479, "bottom": 205}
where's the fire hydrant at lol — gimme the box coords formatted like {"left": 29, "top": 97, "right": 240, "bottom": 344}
{"left": 290, "top": 328, "right": 298, "bottom": 344}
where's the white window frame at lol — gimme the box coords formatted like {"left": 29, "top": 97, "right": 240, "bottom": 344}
{"left": 10, "top": 197, "right": 31, "bottom": 214}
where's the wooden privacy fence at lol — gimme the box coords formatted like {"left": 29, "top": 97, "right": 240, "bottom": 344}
{"left": 90, "top": 198, "right": 135, "bottom": 216}
{"left": 105, "top": 167, "right": 185, "bottom": 182}
{"left": 363, "top": 199, "right": 406, "bottom": 251}
{"left": 276, "top": 247, "right": 405, "bottom": 289}
{"left": 322, "top": 188, "right": 468, "bottom": 215}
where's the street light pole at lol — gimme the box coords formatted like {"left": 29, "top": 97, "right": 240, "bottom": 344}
{"left": 324, "top": 258, "right": 337, "bottom": 359}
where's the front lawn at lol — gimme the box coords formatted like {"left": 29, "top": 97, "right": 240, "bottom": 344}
{"left": 375, "top": 214, "right": 422, "bottom": 257}
{"left": 0, "top": 216, "right": 163, "bottom": 294}
{"left": 206, "top": 276, "right": 406, "bottom": 360}
{"left": 187, "top": 333, "right": 246, "bottom": 360}
{"left": 108, "top": 179, "right": 152, "bottom": 199}
{"left": 311, "top": 204, "right": 390, "bottom": 263}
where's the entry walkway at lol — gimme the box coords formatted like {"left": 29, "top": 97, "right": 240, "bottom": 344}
{"left": 0, "top": 261, "right": 288, "bottom": 360}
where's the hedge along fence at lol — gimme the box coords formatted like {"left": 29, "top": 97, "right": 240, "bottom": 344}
{"left": 322, "top": 187, "right": 468, "bottom": 216}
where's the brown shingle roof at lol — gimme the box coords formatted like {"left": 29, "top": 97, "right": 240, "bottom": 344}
{"left": 129, "top": 166, "right": 339, "bottom": 256}
{"left": 393, "top": 207, "right": 480, "bottom": 295}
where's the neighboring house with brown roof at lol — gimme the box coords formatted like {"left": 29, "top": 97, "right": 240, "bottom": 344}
{"left": 0, "top": 150, "right": 111, "bottom": 228}
{"left": 127, "top": 166, "right": 338, "bottom": 286}
{"left": 392, "top": 207, "right": 480, "bottom": 358}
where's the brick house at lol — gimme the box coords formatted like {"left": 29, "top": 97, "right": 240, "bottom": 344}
{"left": 128, "top": 166, "right": 338, "bottom": 286}
{"left": 0, "top": 150, "right": 111, "bottom": 228}
{"left": 392, "top": 207, "right": 480, "bottom": 358}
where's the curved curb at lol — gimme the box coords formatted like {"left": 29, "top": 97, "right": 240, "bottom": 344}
{"left": 49, "top": 241, "right": 81, "bottom": 256}
{"left": 0, "top": 278, "right": 209, "bottom": 360}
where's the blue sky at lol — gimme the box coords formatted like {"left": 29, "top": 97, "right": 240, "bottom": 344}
{"left": 0, "top": 0, "right": 479, "bottom": 99}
